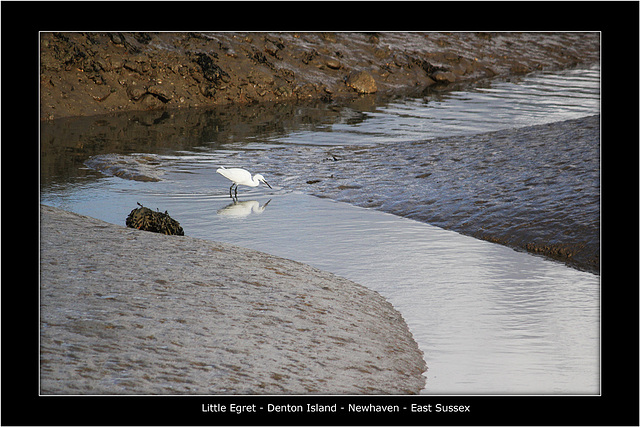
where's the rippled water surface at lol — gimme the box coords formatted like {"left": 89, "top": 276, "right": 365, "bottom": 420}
{"left": 267, "top": 65, "right": 599, "bottom": 145}
{"left": 41, "top": 64, "right": 600, "bottom": 394}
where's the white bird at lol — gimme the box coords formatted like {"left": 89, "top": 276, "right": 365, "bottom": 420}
{"left": 216, "top": 167, "right": 272, "bottom": 199}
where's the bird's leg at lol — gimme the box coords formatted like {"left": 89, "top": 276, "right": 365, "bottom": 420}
{"left": 229, "top": 183, "right": 235, "bottom": 199}
{"left": 234, "top": 185, "right": 239, "bottom": 199}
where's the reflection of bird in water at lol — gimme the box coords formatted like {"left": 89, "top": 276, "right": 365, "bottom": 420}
{"left": 217, "top": 199, "right": 272, "bottom": 218}
{"left": 216, "top": 167, "right": 272, "bottom": 200}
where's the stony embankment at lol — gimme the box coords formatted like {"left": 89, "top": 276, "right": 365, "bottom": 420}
{"left": 40, "top": 204, "right": 427, "bottom": 394}
{"left": 40, "top": 32, "right": 600, "bottom": 120}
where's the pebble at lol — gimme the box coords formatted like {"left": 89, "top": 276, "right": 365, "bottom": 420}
{"left": 326, "top": 59, "right": 341, "bottom": 70}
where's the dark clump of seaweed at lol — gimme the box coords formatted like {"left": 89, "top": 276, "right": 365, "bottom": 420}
{"left": 126, "top": 203, "right": 184, "bottom": 236}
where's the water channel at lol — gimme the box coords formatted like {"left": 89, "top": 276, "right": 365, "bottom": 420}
{"left": 41, "top": 64, "right": 600, "bottom": 394}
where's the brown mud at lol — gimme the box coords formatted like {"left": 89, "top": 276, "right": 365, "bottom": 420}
{"left": 40, "top": 32, "right": 599, "bottom": 121}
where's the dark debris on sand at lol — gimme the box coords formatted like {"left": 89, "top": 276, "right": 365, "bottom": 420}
{"left": 126, "top": 203, "right": 184, "bottom": 236}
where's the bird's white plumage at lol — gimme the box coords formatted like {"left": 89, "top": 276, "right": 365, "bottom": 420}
{"left": 216, "top": 167, "right": 272, "bottom": 199}
{"left": 217, "top": 167, "right": 255, "bottom": 186}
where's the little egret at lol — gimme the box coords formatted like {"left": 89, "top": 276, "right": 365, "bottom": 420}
{"left": 216, "top": 167, "right": 272, "bottom": 199}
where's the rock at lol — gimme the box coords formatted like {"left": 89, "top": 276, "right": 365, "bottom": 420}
{"left": 431, "top": 70, "right": 457, "bottom": 83}
{"left": 147, "top": 85, "right": 172, "bottom": 102}
{"left": 326, "top": 58, "right": 341, "bottom": 70}
{"left": 109, "top": 32, "right": 125, "bottom": 46}
{"left": 264, "top": 41, "right": 280, "bottom": 58}
{"left": 301, "top": 49, "right": 318, "bottom": 65}
{"left": 345, "top": 71, "right": 377, "bottom": 94}
{"left": 193, "top": 53, "right": 229, "bottom": 84}
{"left": 320, "top": 32, "right": 336, "bottom": 43}
{"left": 126, "top": 85, "right": 146, "bottom": 101}
{"left": 199, "top": 84, "right": 214, "bottom": 98}
{"left": 123, "top": 57, "right": 148, "bottom": 74}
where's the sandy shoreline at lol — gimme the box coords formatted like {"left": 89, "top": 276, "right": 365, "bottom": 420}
{"left": 40, "top": 204, "right": 426, "bottom": 394}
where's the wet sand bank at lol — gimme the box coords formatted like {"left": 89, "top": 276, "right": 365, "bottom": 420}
{"left": 39, "top": 204, "right": 426, "bottom": 394}
{"left": 287, "top": 115, "right": 601, "bottom": 274}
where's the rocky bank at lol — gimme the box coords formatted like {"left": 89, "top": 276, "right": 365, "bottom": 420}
{"left": 40, "top": 32, "right": 600, "bottom": 120}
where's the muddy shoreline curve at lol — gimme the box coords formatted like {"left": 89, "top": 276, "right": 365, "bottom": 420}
{"left": 40, "top": 204, "right": 426, "bottom": 394}
{"left": 40, "top": 32, "right": 599, "bottom": 121}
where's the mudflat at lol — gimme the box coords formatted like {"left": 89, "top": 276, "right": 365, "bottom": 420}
{"left": 39, "top": 204, "right": 426, "bottom": 394}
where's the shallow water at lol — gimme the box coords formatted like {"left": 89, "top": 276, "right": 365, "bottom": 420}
{"left": 271, "top": 65, "right": 600, "bottom": 145}
{"left": 41, "top": 64, "right": 600, "bottom": 394}
{"left": 42, "top": 183, "right": 601, "bottom": 394}
{"left": 42, "top": 185, "right": 600, "bottom": 394}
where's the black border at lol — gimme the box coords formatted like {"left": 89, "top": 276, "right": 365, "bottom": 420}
{"left": 5, "top": 1, "right": 638, "bottom": 425}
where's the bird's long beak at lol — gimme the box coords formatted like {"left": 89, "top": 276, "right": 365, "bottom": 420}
{"left": 260, "top": 178, "right": 273, "bottom": 190}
